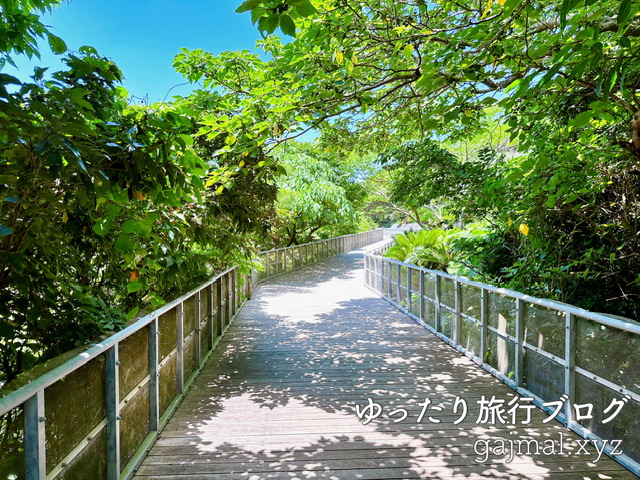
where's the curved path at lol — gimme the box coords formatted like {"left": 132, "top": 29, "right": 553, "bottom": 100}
{"left": 133, "top": 245, "right": 637, "bottom": 479}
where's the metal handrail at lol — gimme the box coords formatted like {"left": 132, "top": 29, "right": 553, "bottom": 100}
{"left": 363, "top": 249, "right": 640, "bottom": 477}
{"left": 377, "top": 256, "right": 640, "bottom": 336}
{"left": 0, "top": 229, "right": 384, "bottom": 480}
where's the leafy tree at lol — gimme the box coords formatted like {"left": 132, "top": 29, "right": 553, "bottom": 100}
{"left": 0, "top": 0, "right": 67, "bottom": 67}
{"left": 182, "top": 0, "right": 639, "bottom": 155}
{"left": 210, "top": 0, "right": 640, "bottom": 318}
{"left": 272, "top": 142, "right": 365, "bottom": 245}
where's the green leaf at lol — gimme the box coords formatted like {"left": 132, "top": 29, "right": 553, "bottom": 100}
{"left": 570, "top": 110, "right": 593, "bottom": 127}
{"left": 115, "top": 235, "right": 135, "bottom": 252}
{"left": 235, "top": 0, "right": 262, "bottom": 13}
{"left": 121, "top": 220, "right": 138, "bottom": 234}
{"left": 127, "top": 281, "right": 143, "bottom": 294}
{"left": 264, "top": 13, "right": 280, "bottom": 34}
{"left": 503, "top": 0, "right": 522, "bottom": 15}
{"left": 251, "top": 7, "right": 265, "bottom": 24}
{"left": 280, "top": 14, "right": 296, "bottom": 37}
{"left": 559, "top": 0, "right": 581, "bottom": 30}
{"left": 618, "top": 0, "right": 632, "bottom": 26}
{"left": 93, "top": 217, "right": 114, "bottom": 236}
{"left": 403, "top": 44, "right": 414, "bottom": 61}
{"left": 563, "top": 192, "right": 580, "bottom": 204}
{"left": 546, "top": 194, "right": 557, "bottom": 208}
{"left": 47, "top": 33, "right": 68, "bottom": 54}
{"left": 177, "top": 133, "right": 194, "bottom": 146}
{"left": 0, "top": 73, "right": 21, "bottom": 85}
{"left": 295, "top": 0, "right": 318, "bottom": 17}
{"left": 125, "top": 307, "right": 139, "bottom": 321}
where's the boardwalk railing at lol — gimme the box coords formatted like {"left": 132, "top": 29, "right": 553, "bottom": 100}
{"left": 364, "top": 249, "right": 640, "bottom": 476}
{"left": 254, "top": 229, "right": 384, "bottom": 283}
{"left": 0, "top": 229, "right": 383, "bottom": 480}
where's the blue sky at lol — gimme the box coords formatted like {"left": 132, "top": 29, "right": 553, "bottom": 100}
{"left": 8, "top": 0, "right": 262, "bottom": 103}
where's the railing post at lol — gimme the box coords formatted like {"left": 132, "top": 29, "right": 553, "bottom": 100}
{"left": 106, "top": 345, "right": 120, "bottom": 480}
{"left": 515, "top": 298, "right": 524, "bottom": 387}
{"left": 208, "top": 284, "right": 215, "bottom": 349}
{"left": 24, "top": 390, "right": 46, "bottom": 480}
{"left": 231, "top": 270, "right": 237, "bottom": 318}
{"left": 176, "top": 302, "right": 184, "bottom": 394}
{"left": 565, "top": 311, "right": 576, "bottom": 427}
{"left": 225, "top": 274, "right": 231, "bottom": 328}
{"left": 266, "top": 252, "right": 271, "bottom": 278}
{"left": 419, "top": 271, "right": 425, "bottom": 321}
{"left": 435, "top": 275, "right": 441, "bottom": 332}
{"left": 454, "top": 280, "right": 461, "bottom": 345}
{"left": 216, "top": 278, "right": 222, "bottom": 337}
{"left": 386, "top": 261, "right": 392, "bottom": 299}
{"left": 148, "top": 317, "right": 159, "bottom": 432}
{"left": 480, "top": 288, "right": 488, "bottom": 363}
{"left": 406, "top": 267, "right": 412, "bottom": 314}
{"left": 196, "top": 291, "right": 202, "bottom": 368}
{"left": 275, "top": 250, "right": 280, "bottom": 274}
{"left": 396, "top": 264, "right": 401, "bottom": 303}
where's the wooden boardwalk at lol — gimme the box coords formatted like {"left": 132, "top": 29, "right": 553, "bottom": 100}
{"left": 133, "top": 246, "right": 638, "bottom": 479}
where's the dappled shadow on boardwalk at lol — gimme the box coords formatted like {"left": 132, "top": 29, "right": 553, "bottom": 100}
{"left": 134, "top": 248, "right": 638, "bottom": 480}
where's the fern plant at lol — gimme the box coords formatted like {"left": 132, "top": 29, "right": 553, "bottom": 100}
{"left": 385, "top": 229, "right": 456, "bottom": 271}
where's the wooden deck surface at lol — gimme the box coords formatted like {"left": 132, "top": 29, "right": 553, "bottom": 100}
{"left": 133, "top": 245, "right": 638, "bottom": 479}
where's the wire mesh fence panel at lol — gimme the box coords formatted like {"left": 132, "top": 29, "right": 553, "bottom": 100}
{"left": 409, "top": 268, "right": 420, "bottom": 317}
{"left": 424, "top": 273, "right": 436, "bottom": 301}
{"left": 362, "top": 244, "right": 640, "bottom": 476}
{"left": 441, "top": 278, "right": 455, "bottom": 309}
{"left": 575, "top": 373, "right": 640, "bottom": 465}
{"left": 440, "top": 310, "right": 454, "bottom": 338}
{"left": 54, "top": 429, "right": 108, "bottom": 480}
{"left": 460, "top": 317, "right": 481, "bottom": 357}
{"left": 576, "top": 316, "right": 640, "bottom": 396}
{"left": 390, "top": 264, "right": 399, "bottom": 303}
{"left": 523, "top": 347, "right": 564, "bottom": 402}
{"left": 524, "top": 303, "right": 565, "bottom": 359}
{"left": 488, "top": 292, "right": 516, "bottom": 337}
{"left": 119, "top": 381, "right": 150, "bottom": 470}
{"left": 45, "top": 354, "right": 106, "bottom": 475}
{"left": 0, "top": 406, "right": 25, "bottom": 480}
{"left": 461, "top": 284, "right": 482, "bottom": 320}
{"left": 399, "top": 265, "right": 408, "bottom": 309}
{"left": 486, "top": 330, "right": 516, "bottom": 378}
